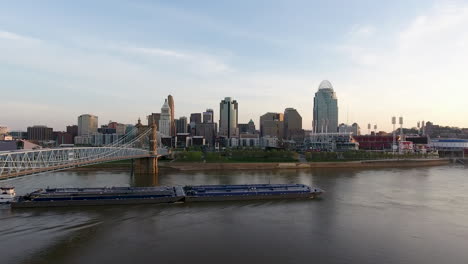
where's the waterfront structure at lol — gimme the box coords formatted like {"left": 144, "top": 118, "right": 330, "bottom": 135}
{"left": 147, "top": 113, "right": 161, "bottom": 130}
{"left": 313, "top": 80, "right": 338, "bottom": 133}
{"left": 305, "top": 132, "right": 358, "bottom": 151}
{"left": 203, "top": 109, "right": 214, "bottom": 123}
{"left": 175, "top": 117, "right": 188, "bottom": 133}
{"left": 168, "top": 95, "right": 176, "bottom": 136}
{"left": 219, "top": 97, "right": 239, "bottom": 138}
{"left": 9, "top": 131, "right": 27, "bottom": 140}
{"left": 192, "top": 136, "right": 206, "bottom": 147}
{"left": 353, "top": 134, "right": 395, "bottom": 151}
{"left": 429, "top": 139, "right": 468, "bottom": 157}
{"left": 260, "top": 136, "right": 280, "bottom": 148}
{"left": 159, "top": 99, "right": 172, "bottom": 137}
{"left": 260, "top": 113, "right": 284, "bottom": 139}
{"left": 284, "top": 108, "right": 303, "bottom": 141}
{"left": 27, "top": 126, "right": 53, "bottom": 141}
{"left": 239, "top": 134, "right": 260, "bottom": 147}
{"left": 78, "top": 114, "right": 98, "bottom": 136}
{"left": 175, "top": 133, "right": 191, "bottom": 148}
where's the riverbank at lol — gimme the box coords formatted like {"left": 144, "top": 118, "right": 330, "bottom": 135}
{"left": 160, "top": 158, "right": 451, "bottom": 171}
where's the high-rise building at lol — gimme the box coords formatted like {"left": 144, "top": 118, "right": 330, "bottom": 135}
{"left": 284, "top": 108, "right": 303, "bottom": 140}
{"left": 203, "top": 109, "right": 214, "bottom": 123}
{"left": 168, "top": 95, "right": 175, "bottom": 136}
{"left": 108, "top": 122, "right": 126, "bottom": 135}
{"left": 190, "top": 113, "right": 202, "bottom": 124}
{"left": 196, "top": 123, "right": 217, "bottom": 147}
{"left": 78, "top": 114, "right": 98, "bottom": 136}
{"left": 175, "top": 117, "right": 188, "bottom": 133}
{"left": 159, "top": 99, "right": 172, "bottom": 136}
{"left": 66, "top": 125, "right": 78, "bottom": 138}
{"left": 147, "top": 113, "right": 161, "bottom": 130}
{"left": 260, "top": 113, "right": 284, "bottom": 138}
{"left": 189, "top": 113, "right": 202, "bottom": 136}
{"left": 219, "top": 97, "right": 238, "bottom": 138}
{"left": 27, "top": 125, "right": 53, "bottom": 141}
{"left": 313, "top": 80, "right": 338, "bottom": 133}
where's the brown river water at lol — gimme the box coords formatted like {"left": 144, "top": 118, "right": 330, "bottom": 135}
{"left": 1, "top": 165, "right": 468, "bottom": 264}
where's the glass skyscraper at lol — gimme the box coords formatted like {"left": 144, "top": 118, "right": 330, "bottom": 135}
{"left": 313, "top": 80, "right": 338, "bottom": 133}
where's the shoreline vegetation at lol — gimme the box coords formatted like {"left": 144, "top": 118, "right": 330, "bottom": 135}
{"left": 72, "top": 150, "right": 453, "bottom": 171}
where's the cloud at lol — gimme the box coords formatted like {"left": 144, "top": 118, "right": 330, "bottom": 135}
{"left": 335, "top": 3, "right": 468, "bottom": 130}
{"left": 116, "top": 45, "right": 233, "bottom": 74}
{"left": 0, "top": 30, "right": 40, "bottom": 42}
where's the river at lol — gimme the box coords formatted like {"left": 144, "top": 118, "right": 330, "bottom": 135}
{"left": 1, "top": 165, "right": 468, "bottom": 264}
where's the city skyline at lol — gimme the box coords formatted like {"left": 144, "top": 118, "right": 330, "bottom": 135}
{"left": 2, "top": 1, "right": 468, "bottom": 131}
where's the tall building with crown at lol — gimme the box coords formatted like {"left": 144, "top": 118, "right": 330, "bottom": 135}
{"left": 159, "top": 99, "right": 172, "bottom": 137}
{"left": 313, "top": 80, "right": 338, "bottom": 133}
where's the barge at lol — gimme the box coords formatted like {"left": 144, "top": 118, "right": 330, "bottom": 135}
{"left": 10, "top": 186, "right": 185, "bottom": 208}
{"left": 10, "top": 184, "right": 323, "bottom": 208}
{"left": 184, "top": 184, "right": 322, "bottom": 202}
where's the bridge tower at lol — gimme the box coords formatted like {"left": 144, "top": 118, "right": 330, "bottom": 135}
{"left": 134, "top": 119, "right": 158, "bottom": 176}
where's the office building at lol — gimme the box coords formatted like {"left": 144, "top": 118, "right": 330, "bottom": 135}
{"left": 27, "top": 126, "right": 53, "bottom": 141}
{"left": 78, "top": 114, "right": 98, "bottom": 136}
{"left": 203, "top": 109, "right": 214, "bottom": 123}
{"left": 159, "top": 99, "right": 172, "bottom": 136}
{"left": 284, "top": 108, "right": 303, "bottom": 141}
{"left": 108, "top": 122, "right": 126, "bottom": 135}
{"left": 168, "top": 95, "right": 176, "bottom": 136}
{"left": 260, "top": 113, "right": 284, "bottom": 139}
{"left": 175, "top": 117, "right": 188, "bottom": 133}
{"left": 189, "top": 113, "right": 202, "bottom": 135}
{"left": 190, "top": 113, "right": 202, "bottom": 124}
{"left": 313, "top": 80, "right": 338, "bottom": 133}
{"left": 196, "top": 122, "right": 217, "bottom": 147}
{"left": 147, "top": 113, "right": 161, "bottom": 129}
{"left": 219, "top": 97, "right": 238, "bottom": 138}
{"left": 53, "top": 131, "right": 73, "bottom": 145}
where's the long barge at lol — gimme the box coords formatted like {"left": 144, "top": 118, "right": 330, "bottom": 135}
{"left": 11, "top": 186, "right": 185, "bottom": 208}
{"left": 184, "top": 184, "right": 322, "bottom": 202}
{"left": 10, "top": 184, "right": 323, "bottom": 208}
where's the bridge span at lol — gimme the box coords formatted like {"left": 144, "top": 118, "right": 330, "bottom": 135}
{"left": 0, "top": 123, "right": 165, "bottom": 180}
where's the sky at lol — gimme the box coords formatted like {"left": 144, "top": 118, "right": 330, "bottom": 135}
{"left": 1, "top": 0, "right": 468, "bottom": 132}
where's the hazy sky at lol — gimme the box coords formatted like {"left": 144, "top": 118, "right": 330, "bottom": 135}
{"left": 1, "top": 0, "right": 468, "bottom": 132}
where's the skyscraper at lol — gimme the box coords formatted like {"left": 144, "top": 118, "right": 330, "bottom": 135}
{"left": 260, "top": 113, "right": 284, "bottom": 138}
{"left": 219, "top": 97, "right": 238, "bottom": 138}
{"left": 313, "top": 80, "right": 338, "bottom": 133}
{"left": 168, "top": 95, "right": 175, "bottom": 136}
{"left": 27, "top": 125, "right": 53, "bottom": 141}
{"left": 203, "top": 109, "right": 214, "bottom": 123}
{"left": 78, "top": 114, "right": 98, "bottom": 136}
{"left": 175, "top": 117, "right": 188, "bottom": 133}
{"left": 159, "top": 99, "right": 171, "bottom": 136}
{"left": 284, "top": 108, "right": 303, "bottom": 140}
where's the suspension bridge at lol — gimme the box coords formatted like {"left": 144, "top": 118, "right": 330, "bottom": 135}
{"left": 0, "top": 122, "right": 166, "bottom": 180}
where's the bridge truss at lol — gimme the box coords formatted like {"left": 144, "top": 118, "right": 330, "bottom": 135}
{"left": 0, "top": 127, "right": 166, "bottom": 180}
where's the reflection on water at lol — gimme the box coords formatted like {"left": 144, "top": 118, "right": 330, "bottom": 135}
{"left": 1, "top": 165, "right": 468, "bottom": 264}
